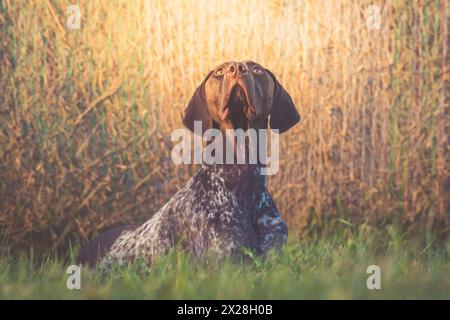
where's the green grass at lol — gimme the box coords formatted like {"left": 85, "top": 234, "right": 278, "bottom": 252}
{"left": 1, "top": 228, "right": 450, "bottom": 299}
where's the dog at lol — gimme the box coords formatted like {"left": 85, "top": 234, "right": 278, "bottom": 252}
{"left": 77, "top": 61, "right": 300, "bottom": 269}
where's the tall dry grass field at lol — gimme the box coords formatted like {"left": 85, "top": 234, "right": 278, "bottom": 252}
{"left": 0, "top": 0, "right": 449, "bottom": 253}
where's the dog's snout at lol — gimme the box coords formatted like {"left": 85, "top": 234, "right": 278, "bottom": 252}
{"left": 227, "top": 63, "right": 247, "bottom": 77}
{"left": 227, "top": 64, "right": 236, "bottom": 76}
{"left": 237, "top": 63, "right": 247, "bottom": 74}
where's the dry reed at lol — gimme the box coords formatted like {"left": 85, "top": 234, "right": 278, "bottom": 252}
{"left": 0, "top": 0, "right": 448, "bottom": 252}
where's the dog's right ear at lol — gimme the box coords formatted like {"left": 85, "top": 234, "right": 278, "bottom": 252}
{"left": 182, "top": 71, "right": 213, "bottom": 134}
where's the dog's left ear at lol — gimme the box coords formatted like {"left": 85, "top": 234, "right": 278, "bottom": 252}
{"left": 266, "top": 69, "right": 301, "bottom": 133}
{"left": 182, "top": 71, "right": 213, "bottom": 134}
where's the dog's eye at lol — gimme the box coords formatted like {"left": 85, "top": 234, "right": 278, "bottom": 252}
{"left": 215, "top": 67, "right": 225, "bottom": 76}
{"left": 252, "top": 67, "right": 263, "bottom": 75}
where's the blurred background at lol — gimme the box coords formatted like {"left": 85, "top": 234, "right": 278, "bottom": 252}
{"left": 0, "top": 0, "right": 448, "bottom": 254}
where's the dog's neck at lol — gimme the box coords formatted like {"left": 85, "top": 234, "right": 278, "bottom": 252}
{"left": 200, "top": 123, "right": 269, "bottom": 201}
{"left": 206, "top": 121, "right": 269, "bottom": 166}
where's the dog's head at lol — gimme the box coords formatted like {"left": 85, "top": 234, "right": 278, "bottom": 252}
{"left": 183, "top": 60, "right": 300, "bottom": 134}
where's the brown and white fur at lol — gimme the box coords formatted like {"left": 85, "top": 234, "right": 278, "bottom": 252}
{"left": 77, "top": 61, "right": 300, "bottom": 269}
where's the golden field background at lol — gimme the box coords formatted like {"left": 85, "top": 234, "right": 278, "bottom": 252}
{"left": 0, "top": 0, "right": 449, "bottom": 252}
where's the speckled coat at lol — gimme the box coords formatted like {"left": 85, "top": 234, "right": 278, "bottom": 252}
{"left": 100, "top": 164, "right": 287, "bottom": 270}
{"left": 78, "top": 61, "right": 300, "bottom": 269}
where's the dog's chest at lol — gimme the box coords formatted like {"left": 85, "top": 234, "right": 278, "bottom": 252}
{"left": 185, "top": 165, "right": 259, "bottom": 224}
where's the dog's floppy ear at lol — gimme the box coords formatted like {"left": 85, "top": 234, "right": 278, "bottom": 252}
{"left": 266, "top": 69, "right": 301, "bottom": 133}
{"left": 182, "top": 71, "right": 213, "bottom": 134}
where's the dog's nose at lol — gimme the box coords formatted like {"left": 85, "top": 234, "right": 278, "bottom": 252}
{"left": 227, "top": 63, "right": 247, "bottom": 77}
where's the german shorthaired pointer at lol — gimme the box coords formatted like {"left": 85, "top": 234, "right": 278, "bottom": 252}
{"left": 77, "top": 61, "right": 300, "bottom": 269}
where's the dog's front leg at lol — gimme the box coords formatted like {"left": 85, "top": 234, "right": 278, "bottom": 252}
{"left": 252, "top": 186, "right": 288, "bottom": 256}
